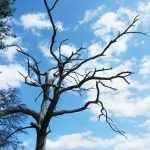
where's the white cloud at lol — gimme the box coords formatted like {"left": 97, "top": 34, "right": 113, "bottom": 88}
{"left": 92, "top": 7, "right": 137, "bottom": 36}
{"left": 0, "top": 64, "right": 27, "bottom": 89}
{"left": 70, "top": 53, "right": 150, "bottom": 120}
{"left": 138, "top": 1, "right": 150, "bottom": 28}
{"left": 55, "top": 21, "right": 64, "bottom": 31}
{"left": 132, "top": 79, "right": 150, "bottom": 91}
{"left": 91, "top": 8, "right": 138, "bottom": 56}
{"left": 94, "top": 12, "right": 121, "bottom": 29}
{"left": 76, "top": 55, "right": 150, "bottom": 120}
{"left": 117, "top": 8, "right": 137, "bottom": 22}
{"left": 79, "top": 6, "right": 105, "bottom": 25}
{"left": 0, "top": 36, "right": 23, "bottom": 61}
{"left": 88, "top": 42, "right": 121, "bottom": 63}
{"left": 46, "top": 131, "right": 94, "bottom": 149}
{"left": 105, "top": 92, "right": 150, "bottom": 117}
{"left": 61, "top": 58, "right": 141, "bottom": 119}
{"left": 46, "top": 131, "right": 150, "bottom": 150}
{"left": 134, "top": 40, "right": 144, "bottom": 47}
{"left": 92, "top": 12, "right": 126, "bottom": 38}
{"left": 38, "top": 42, "right": 77, "bottom": 58}
{"left": 20, "top": 12, "right": 64, "bottom": 34}
{"left": 113, "top": 134, "right": 150, "bottom": 150}
{"left": 38, "top": 42, "right": 51, "bottom": 57}
{"left": 107, "top": 35, "right": 129, "bottom": 56}
{"left": 139, "top": 55, "right": 150, "bottom": 78}
{"left": 138, "top": 119, "right": 150, "bottom": 131}
{"left": 20, "top": 13, "right": 50, "bottom": 30}
{"left": 59, "top": 44, "right": 76, "bottom": 57}
{"left": 89, "top": 89, "right": 150, "bottom": 120}
{"left": 88, "top": 43, "right": 103, "bottom": 57}
{"left": 46, "top": 131, "right": 120, "bottom": 150}
{"left": 20, "top": 140, "right": 29, "bottom": 148}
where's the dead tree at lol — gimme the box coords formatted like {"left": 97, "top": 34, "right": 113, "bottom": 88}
{"left": 0, "top": 0, "right": 145, "bottom": 150}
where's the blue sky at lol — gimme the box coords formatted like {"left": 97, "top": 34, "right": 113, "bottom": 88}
{"left": 0, "top": 0, "right": 150, "bottom": 150}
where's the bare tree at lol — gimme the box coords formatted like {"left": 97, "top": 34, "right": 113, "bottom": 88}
{"left": 0, "top": 0, "right": 145, "bottom": 150}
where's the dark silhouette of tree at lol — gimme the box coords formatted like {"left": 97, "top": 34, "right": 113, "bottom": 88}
{"left": 0, "top": 0, "right": 145, "bottom": 150}
{"left": 0, "top": 88, "right": 26, "bottom": 150}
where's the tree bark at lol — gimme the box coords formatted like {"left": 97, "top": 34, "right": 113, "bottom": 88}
{"left": 35, "top": 130, "right": 47, "bottom": 150}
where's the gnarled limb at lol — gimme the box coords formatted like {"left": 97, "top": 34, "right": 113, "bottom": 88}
{"left": 0, "top": 105, "right": 39, "bottom": 122}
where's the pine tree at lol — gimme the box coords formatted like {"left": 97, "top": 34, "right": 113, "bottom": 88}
{"left": 0, "top": 0, "right": 15, "bottom": 50}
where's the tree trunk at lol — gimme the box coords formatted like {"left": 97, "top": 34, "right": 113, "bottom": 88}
{"left": 35, "top": 130, "right": 47, "bottom": 150}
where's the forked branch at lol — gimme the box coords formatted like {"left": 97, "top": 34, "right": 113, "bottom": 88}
{"left": 62, "top": 15, "right": 145, "bottom": 79}
{"left": 44, "top": 0, "right": 59, "bottom": 62}
{"left": 53, "top": 82, "right": 100, "bottom": 116}
{"left": 53, "top": 82, "right": 126, "bottom": 137}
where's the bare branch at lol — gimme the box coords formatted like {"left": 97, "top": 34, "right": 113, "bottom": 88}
{"left": 18, "top": 71, "right": 38, "bottom": 87}
{"left": 98, "top": 100, "right": 126, "bottom": 138}
{"left": 35, "top": 91, "right": 43, "bottom": 102}
{"left": 99, "top": 81, "right": 118, "bottom": 91}
{"left": 49, "top": 0, "right": 59, "bottom": 11}
{"left": 52, "top": 100, "right": 95, "bottom": 116}
{"left": 6, "top": 44, "right": 43, "bottom": 85}
{"left": 58, "top": 39, "right": 69, "bottom": 59}
{"left": 60, "top": 71, "right": 133, "bottom": 93}
{"left": 44, "top": 0, "right": 59, "bottom": 62}
{"left": 1, "top": 1, "right": 145, "bottom": 149}
{"left": 1, "top": 125, "right": 33, "bottom": 143}
{"left": 62, "top": 16, "right": 145, "bottom": 79}
{"left": 55, "top": 81, "right": 127, "bottom": 137}
{"left": 16, "top": 50, "right": 42, "bottom": 83}
{"left": 0, "top": 105, "right": 39, "bottom": 122}
{"left": 53, "top": 82, "right": 100, "bottom": 116}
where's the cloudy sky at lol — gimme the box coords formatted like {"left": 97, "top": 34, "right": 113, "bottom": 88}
{"left": 1, "top": 0, "right": 150, "bottom": 150}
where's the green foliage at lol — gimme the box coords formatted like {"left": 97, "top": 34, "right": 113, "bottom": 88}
{"left": 0, "top": 0, "right": 16, "bottom": 50}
